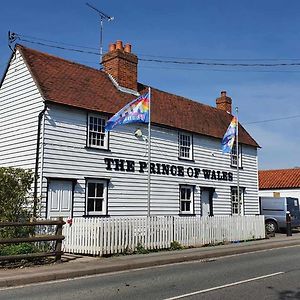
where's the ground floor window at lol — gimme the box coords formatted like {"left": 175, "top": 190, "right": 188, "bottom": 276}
{"left": 231, "top": 187, "right": 244, "bottom": 215}
{"left": 86, "top": 179, "right": 108, "bottom": 215}
{"left": 179, "top": 185, "right": 194, "bottom": 214}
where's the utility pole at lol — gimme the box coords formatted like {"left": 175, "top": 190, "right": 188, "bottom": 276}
{"left": 236, "top": 106, "right": 240, "bottom": 215}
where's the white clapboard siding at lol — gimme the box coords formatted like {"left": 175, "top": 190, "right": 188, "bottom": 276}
{"left": 42, "top": 103, "right": 259, "bottom": 217}
{"left": 62, "top": 216, "right": 265, "bottom": 256}
{"left": 0, "top": 50, "right": 44, "bottom": 172}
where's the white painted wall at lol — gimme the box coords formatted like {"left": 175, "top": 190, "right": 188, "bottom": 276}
{"left": 41, "top": 104, "right": 259, "bottom": 217}
{"left": 0, "top": 50, "right": 44, "bottom": 170}
{"left": 259, "top": 189, "right": 300, "bottom": 201}
{"left": 0, "top": 50, "right": 45, "bottom": 205}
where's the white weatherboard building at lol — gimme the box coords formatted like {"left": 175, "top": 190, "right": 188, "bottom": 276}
{"left": 0, "top": 41, "right": 260, "bottom": 219}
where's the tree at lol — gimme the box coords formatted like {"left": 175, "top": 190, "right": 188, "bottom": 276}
{"left": 0, "top": 167, "right": 34, "bottom": 222}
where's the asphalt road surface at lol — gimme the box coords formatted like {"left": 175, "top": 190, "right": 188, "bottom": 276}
{"left": 1, "top": 245, "right": 300, "bottom": 300}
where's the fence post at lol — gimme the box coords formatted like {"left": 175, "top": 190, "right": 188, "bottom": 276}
{"left": 55, "top": 217, "right": 64, "bottom": 262}
{"left": 172, "top": 216, "right": 175, "bottom": 243}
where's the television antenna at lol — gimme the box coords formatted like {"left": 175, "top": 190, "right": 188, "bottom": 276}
{"left": 8, "top": 31, "right": 18, "bottom": 51}
{"left": 86, "top": 2, "right": 114, "bottom": 68}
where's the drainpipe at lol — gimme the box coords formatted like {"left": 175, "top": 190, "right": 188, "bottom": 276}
{"left": 33, "top": 104, "right": 47, "bottom": 218}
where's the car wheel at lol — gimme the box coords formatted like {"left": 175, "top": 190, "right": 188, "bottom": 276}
{"left": 265, "top": 220, "right": 278, "bottom": 234}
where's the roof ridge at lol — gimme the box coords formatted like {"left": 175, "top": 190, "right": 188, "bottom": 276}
{"left": 16, "top": 45, "right": 231, "bottom": 115}
{"left": 149, "top": 86, "right": 232, "bottom": 116}
{"left": 16, "top": 43, "right": 104, "bottom": 75}
{"left": 259, "top": 168, "right": 300, "bottom": 172}
{"left": 16, "top": 44, "right": 229, "bottom": 117}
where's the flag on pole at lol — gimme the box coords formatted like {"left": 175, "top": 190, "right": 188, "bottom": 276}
{"left": 221, "top": 116, "right": 237, "bottom": 153}
{"left": 105, "top": 92, "right": 150, "bottom": 132}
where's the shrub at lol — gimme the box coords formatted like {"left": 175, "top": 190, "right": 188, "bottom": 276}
{"left": 0, "top": 243, "right": 39, "bottom": 256}
{"left": 0, "top": 167, "right": 34, "bottom": 239}
{"left": 170, "top": 241, "right": 183, "bottom": 250}
{"left": 135, "top": 242, "right": 149, "bottom": 254}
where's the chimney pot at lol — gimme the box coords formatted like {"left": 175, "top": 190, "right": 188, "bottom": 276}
{"left": 116, "top": 40, "right": 123, "bottom": 50}
{"left": 102, "top": 41, "right": 138, "bottom": 91}
{"left": 216, "top": 90, "right": 232, "bottom": 114}
{"left": 109, "top": 43, "right": 116, "bottom": 52}
{"left": 124, "top": 43, "right": 131, "bottom": 53}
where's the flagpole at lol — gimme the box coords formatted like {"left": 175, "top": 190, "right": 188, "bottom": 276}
{"left": 147, "top": 87, "right": 151, "bottom": 217}
{"left": 235, "top": 106, "right": 240, "bottom": 215}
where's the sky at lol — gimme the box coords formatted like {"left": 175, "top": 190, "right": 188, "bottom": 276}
{"left": 0, "top": 0, "right": 299, "bottom": 170}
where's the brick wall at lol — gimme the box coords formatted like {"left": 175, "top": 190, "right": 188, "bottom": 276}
{"left": 102, "top": 41, "right": 138, "bottom": 91}
{"left": 216, "top": 91, "right": 232, "bottom": 114}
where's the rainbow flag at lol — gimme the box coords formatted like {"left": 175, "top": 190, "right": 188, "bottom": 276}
{"left": 221, "top": 116, "right": 237, "bottom": 154}
{"left": 105, "top": 92, "right": 150, "bottom": 132}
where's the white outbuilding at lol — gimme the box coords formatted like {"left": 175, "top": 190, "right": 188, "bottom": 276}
{"left": 259, "top": 168, "right": 300, "bottom": 200}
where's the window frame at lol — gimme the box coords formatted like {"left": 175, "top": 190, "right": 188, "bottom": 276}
{"left": 231, "top": 186, "right": 244, "bottom": 215}
{"left": 85, "top": 179, "right": 108, "bottom": 216}
{"left": 178, "top": 132, "right": 193, "bottom": 161}
{"left": 87, "top": 114, "right": 109, "bottom": 150}
{"left": 231, "top": 143, "right": 242, "bottom": 168}
{"left": 179, "top": 185, "right": 195, "bottom": 215}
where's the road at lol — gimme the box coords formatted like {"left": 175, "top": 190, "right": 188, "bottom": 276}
{"left": 1, "top": 245, "right": 300, "bottom": 300}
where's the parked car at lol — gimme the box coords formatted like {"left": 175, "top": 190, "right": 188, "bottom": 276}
{"left": 259, "top": 197, "right": 300, "bottom": 234}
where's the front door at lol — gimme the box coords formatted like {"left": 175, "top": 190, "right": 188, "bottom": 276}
{"left": 201, "top": 190, "right": 211, "bottom": 216}
{"left": 201, "top": 188, "right": 214, "bottom": 216}
{"left": 47, "top": 180, "right": 73, "bottom": 219}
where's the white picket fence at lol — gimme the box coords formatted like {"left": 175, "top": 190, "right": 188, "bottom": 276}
{"left": 62, "top": 215, "right": 265, "bottom": 256}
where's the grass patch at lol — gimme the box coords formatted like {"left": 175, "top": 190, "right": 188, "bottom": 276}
{"left": 0, "top": 243, "right": 39, "bottom": 256}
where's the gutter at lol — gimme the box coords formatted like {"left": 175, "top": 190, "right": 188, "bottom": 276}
{"left": 33, "top": 104, "right": 47, "bottom": 218}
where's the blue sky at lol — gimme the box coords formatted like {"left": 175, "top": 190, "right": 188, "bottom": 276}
{"left": 0, "top": 0, "right": 299, "bottom": 170}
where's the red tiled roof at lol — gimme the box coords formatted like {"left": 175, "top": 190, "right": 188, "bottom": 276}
{"left": 259, "top": 169, "right": 300, "bottom": 189}
{"left": 17, "top": 44, "right": 259, "bottom": 147}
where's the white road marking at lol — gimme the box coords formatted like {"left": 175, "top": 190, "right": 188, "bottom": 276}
{"left": 0, "top": 244, "right": 297, "bottom": 291}
{"left": 163, "top": 272, "right": 284, "bottom": 300}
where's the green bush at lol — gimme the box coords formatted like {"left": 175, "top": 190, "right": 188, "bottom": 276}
{"left": 170, "top": 241, "right": 183, "bottom": 250}
{"left": 0, "top": 167, "right": 34, "bottom": 239}
{"left": 135, "top": 242, "right": 149, "bottom": 254}
{"left": 0, "top": 243, "right": 39, "bottom": 256}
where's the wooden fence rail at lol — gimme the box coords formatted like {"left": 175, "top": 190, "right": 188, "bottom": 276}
{"left": 0, "top": 217, "right": 65, "bottom": 262}
{"left": 62, "top": 215, "right": 265, "bottom": 256}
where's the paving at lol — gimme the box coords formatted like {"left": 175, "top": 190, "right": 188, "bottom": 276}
{"left": 0, "top": 233, "right": 300, "bottom": 288}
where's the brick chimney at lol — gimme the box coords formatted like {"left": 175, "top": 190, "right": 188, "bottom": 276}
{"left": 102, "top": 40, "right": 138, "bottom": 91}
{"left": 216, "top": 91, "right": 232, "bottom": 114}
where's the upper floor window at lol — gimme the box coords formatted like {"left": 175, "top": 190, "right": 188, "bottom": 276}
{"left": 86, "top": 179, "right": 108, "bottom": 215}
{"left": 179, "top": 185, "right": 194, "bottom": 214}
{"left": 87, "top": 115, "right": 108, "bottom": 149}
{"left": 231, "top": 143, "right": 242, "bottom": 168}
{"left": 178, "top": 132, "right": 193, "bottom": 160}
